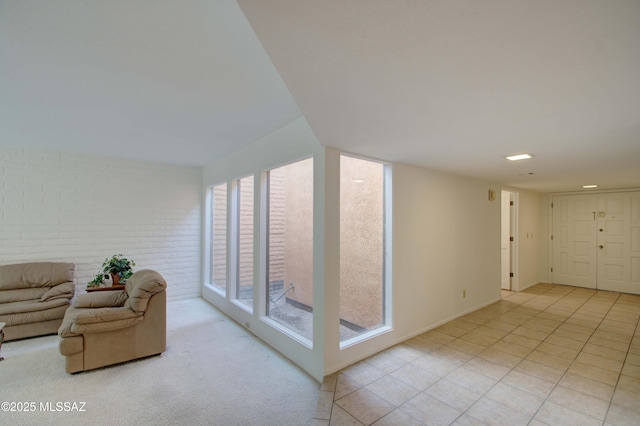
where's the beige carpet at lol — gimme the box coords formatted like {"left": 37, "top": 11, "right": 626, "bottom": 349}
{"left": 0, "top": 298, "right": 319, "bottom": 425}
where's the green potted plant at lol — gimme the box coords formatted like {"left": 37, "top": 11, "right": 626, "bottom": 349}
{"left": 86, "top": 254, "right": 136, "bottom": 288}
{"left": 101, "top": 254, "right": 136, "bottom": 286}
{"left": 87, "top": 272, "right": 107, "bottom": 288}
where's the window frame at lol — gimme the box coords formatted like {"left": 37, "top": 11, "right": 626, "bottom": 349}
{"left": 338, "top": 154, "right": 393, "bottom": 349}
{"left": 231, "top": 174, "right": 255, "bottom": 313}
{"left": 260, "top": 157, "right": 314, "bottom": 348}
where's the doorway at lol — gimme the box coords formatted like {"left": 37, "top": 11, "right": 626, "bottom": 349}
{"left": 551, "top": 191, "right": 640, "bottom": 294}
{"left": 501, "top": 190, "right": 517, "bottom": 291}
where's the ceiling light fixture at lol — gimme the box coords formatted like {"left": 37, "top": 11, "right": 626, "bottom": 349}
{"left": 353, "top": 179, "right": 365, "bottom": 183}
{"left": 506, "top": 153, "right": 533, "bottom": 161}
{"left": 582, "top": 185, "right": 598, "bottom": 189}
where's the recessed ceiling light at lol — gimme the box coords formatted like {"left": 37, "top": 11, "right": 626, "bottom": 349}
{"left": 582, "top": 185, "right": 598, "bottom": 189}
{"left": 506, "top": 153, "right": 533, "bottom": 161}
{"left": 353, "top": 179, "right": 365, "bottom": 183}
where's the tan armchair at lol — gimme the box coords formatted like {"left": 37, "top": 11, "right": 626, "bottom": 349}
{"left": 58, "top": 269, "right": 167, "bottom": 373}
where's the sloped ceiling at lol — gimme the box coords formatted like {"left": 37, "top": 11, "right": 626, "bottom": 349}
{"left": 0, "top": 0, "right": 300, "bottom": 166}
{"left": 1, "top": 1, "right": 639, "bottom": 193}
{"left": 238, "top": 0, "right": 640, "bottom": 192}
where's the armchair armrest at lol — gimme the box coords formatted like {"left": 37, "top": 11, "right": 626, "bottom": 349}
{"left": 75, "top": 290, "right": 128, "bottom": 308}
{"left": 74, "top": 307, "right": 138, "bottom": 324}
{"left": 69, "top": 307, "right": 142, "bottom": 335}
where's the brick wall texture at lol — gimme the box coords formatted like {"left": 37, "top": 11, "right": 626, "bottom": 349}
{"left": 0, "top": 146, "right": 202, "bottom": 301}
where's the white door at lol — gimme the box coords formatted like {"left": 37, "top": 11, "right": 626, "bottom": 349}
{"left": 551, "top": 194, "right": 597, "bottom": 288}
{"left": 551, "top": 191, "right": 640, "bottom": 294}
{"left": 597, "top": 192, "right": 640, "bottom": 294}
{"left": 501, "top": 191, "right": 512, "bottom": 290}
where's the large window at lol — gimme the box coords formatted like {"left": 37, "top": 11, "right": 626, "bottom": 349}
{"left": 209, "top": 183, "right": 227, "bottom": 295}
{"left": 205, "top": 153, "right": 390, "bottom": 350}
{"left": 235, "top": 175, "right": 254, "bottom": 311}
{"left": 340, "top": 155, "right": 390, "bottom": 344}
{"left": 265, "top": 158, "right": 314, "bottom": 341}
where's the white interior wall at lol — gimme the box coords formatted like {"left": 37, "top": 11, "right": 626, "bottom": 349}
{"left": 0, "top": 146, "right": 202, "bottom": 300}
{"left": 392, "top": 163, "right": 502, "bottom": 333}
{"left": 515, "top": 189, "right": 544, "bottom": 291}
{"left": 326, "top": 163, "right": 503, "bottom": 373}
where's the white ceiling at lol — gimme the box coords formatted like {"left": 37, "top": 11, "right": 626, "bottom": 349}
{"left": 2, "top": 1, "right": 639, "bottom": 193}
{"left": 0, "top": 0, "right": 301, "bottom": 165}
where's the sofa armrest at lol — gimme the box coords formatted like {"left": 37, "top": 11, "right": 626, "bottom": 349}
{"left": 75, "top": 291, "right": 128, "bottom": 308}
{"left": 40, "top": 281, "right": 75, "bottom": 302}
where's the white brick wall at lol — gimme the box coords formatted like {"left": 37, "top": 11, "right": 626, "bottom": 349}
{"left": 0, "top": 146, "right": 202, "bottom": 301}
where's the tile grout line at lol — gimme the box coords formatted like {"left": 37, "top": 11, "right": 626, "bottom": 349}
{"left": 459, "top": 288, "right": 632, "bottom": 425}
{"left": 321, "top": 286, "right": 640, "bottom": 425}
{"left": 602, "top": 297, "right": 640, "bottom": 424}
{"left": 459, "top": 285, "right": 596, "bottom": 425}
{"left": 451, "top": 286, "right": 618, "bottom": 425}
{"left": 403, "top": 286, "right": 589, "bottom": 425}
{"left": 402, "top": 286, "right": 560, "bottom": 425}
{"left": 522, "top": 289, "right": 621, "bottom": 426}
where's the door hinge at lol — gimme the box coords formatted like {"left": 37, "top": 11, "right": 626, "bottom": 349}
{"left": 509, "top": 236, "right": 514, "bottom": 242}
{"left": 551, "top": 202, "right": 554, "bottom": 208}
{"left": 509, "top": 272, "right": 514, "bottom": 278}
{"left": 551, "top": 234, "right": 553, "bottom": 240}
{"left": 510, "top": 201, "right": 514, "bottom": 206}
{"left": 551, "top": 267, "right": 553, "bottom": 273}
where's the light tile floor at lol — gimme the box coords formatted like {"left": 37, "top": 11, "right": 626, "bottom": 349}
{"left": 312, "top": 284, "right": 640, "bottom": 425}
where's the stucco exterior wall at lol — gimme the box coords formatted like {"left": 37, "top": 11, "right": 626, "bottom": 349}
{"left": 282, "top": 158, "right": 314, "bottom": 307}
{"left": 266, "top": 155, "right": 383, "bottom": 330}
{"left": 339, "top": 156, "right": 384, "bottom": 329}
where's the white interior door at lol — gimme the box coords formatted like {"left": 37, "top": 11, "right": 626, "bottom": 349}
{"left": 551, "top": 194, "right": 597, "bottom": 288}
{"left": 552, "top": 191, "right": 640, "bottom": 294}
{"left": 501, "top": 191, "right": 511, "bottom": 290}
{"left": 597, "top": 192, "right": 640, "bottom": 294}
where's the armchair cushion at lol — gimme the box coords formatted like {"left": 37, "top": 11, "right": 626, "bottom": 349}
{"left": 40, "top": 282, "right": 75, "bottom": 302}
{"left": 75, "top": 291, "right": 128, "bottom": 308}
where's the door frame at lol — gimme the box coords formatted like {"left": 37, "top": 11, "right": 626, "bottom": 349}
{"left": 501, "top": 189, "right": 519, "bottom": 292}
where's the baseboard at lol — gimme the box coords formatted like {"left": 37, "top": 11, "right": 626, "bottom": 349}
{"left": 517, "top": 281, "right": 545, "bottom": 292}
{"left": 324, "top": 295, "right": 503, "bottom": 376}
